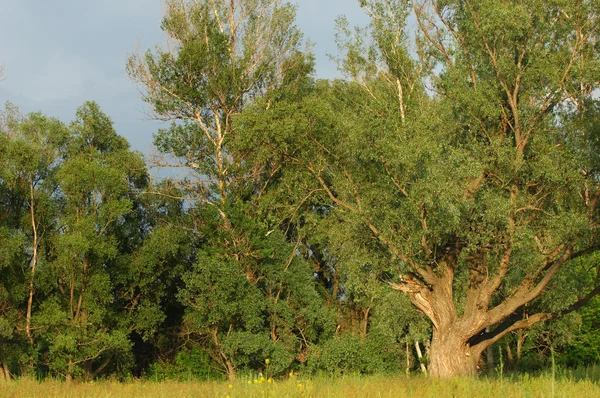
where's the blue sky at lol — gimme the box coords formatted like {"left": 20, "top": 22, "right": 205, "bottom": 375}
{"left": 0, "top": 0, "right": 369, "bottom": 153}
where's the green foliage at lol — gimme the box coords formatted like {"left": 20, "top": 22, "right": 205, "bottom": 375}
{"left": 2, "top": 0, "right": 600, "bottom": 383}
{"left": 178, "top": 209, "right": 336, "bottom": 377}
{"left": 0, "top": 101, "right": 168, "bottom": 380}
{"left": 128, "top": 0, "right": 332, "bottom": 380}
{"left": 563, "top": 297, "right": 600, "bottom": 366}
{"left": 146, "top": 347, "right": 222, "bottom": 381}
{"left": 238, "top": 0, "right": 600, "bottom": 377}
{"left": 307, "top": 332, "right": 406, "bottom": 376}
{"left": 33, "top": 102, "right": 145, "bottom": 379}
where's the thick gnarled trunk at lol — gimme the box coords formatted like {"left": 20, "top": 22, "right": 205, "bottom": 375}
{"left": 428, "top": 327, "right": 481, "bottom": 378}
{"left": 396, "top": 260, "right": 490, "bottom": 378}
{"left": 390, "top": 243, "right": 596, "bottom": 378}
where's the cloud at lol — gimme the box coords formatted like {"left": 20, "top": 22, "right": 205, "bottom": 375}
{"left": 0, "top": 0, "right": 369, "bottom": 153}
{"left": 11, "top": 52, "right": 89, "bottom": 102}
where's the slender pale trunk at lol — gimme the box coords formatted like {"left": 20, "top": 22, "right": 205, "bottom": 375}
{"left": 516, "top": 329, "right": 525, "bottom": 371}
{"left": 211, "top": 328, "right": 236, "bottom": 380}
{"left": 405, "top": 341, "right": 410, "bottom": 376}
{"left": 74, "top": 258, "right": 88, "bottom": 322}
{"left": 505, "top": 341, "right": 515, "bottom": 372}
{"left": 415, "top": 341, "right": 427, "bottom": 375}
{"left": 360, "top": 306, "right": 371, "bottom": 339}
{"left": 26, "top": 181, "right": 39, "bottom": 345}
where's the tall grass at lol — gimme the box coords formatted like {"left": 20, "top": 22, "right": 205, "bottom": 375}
{"left": 2, "top": 370, "right": 600, "bottom": 398}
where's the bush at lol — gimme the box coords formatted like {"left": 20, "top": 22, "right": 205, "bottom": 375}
{"left": 146, "top": 347, "right": 222, "bottom": 381}
{"left": 306, "top": 332, "right": 404, "bottom": 376}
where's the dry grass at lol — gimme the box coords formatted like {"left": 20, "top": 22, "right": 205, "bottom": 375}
{"left": 1, "top": 374, "right": 599, "bottom": 398}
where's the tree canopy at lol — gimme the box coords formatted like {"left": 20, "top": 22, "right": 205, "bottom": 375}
{"left": 1, "top": 0, "right": 599, "bottom": 381}
{"left": 238, "top": 0, "right": 600, "bottom": 377}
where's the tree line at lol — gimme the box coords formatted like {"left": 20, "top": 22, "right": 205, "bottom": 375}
{"left": 1, "top": 0, "right": 600, "bottom": 380}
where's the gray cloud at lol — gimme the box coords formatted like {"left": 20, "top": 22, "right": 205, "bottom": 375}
{"left": 0, "top": 0, "right": 368, "bottom": 153}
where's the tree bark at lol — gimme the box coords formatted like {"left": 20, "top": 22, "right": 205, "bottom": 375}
{"left": 391, "top": 244, "right": 600, "bottom": 378}
{"left": 360, "top": 305, "right": 371, "bottom": 339}
{"left": 428, "top": 327, "right": 481, "bottom": 378}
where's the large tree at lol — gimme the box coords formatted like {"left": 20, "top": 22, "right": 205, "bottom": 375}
{"left": 128, "top": 0, "right": 332, "bottom": 379}
{"left": 33, "top": 102, "right": 149, "bottom": 381}
{"left": 239, "top": 0, "right": 600, "bottom": 377}
{"left": 0, "top": 105, "right": 70, "bottom": 378}
{"left": 0, "top": 101, "right": 171, "bottom": 381}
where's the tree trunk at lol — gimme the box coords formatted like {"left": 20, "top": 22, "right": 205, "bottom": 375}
{"left": 83, "top": 359, "right": 93, "bottom": 382}
{"left": 405, "top": 341, "right": 410, "bottom": 376}
{"left": 66, "top": 358, "right": 74, "bottom": 383}
{"left": 26, "top": 181, "right": 39, "bottom": 346}
{"left": 515, "top": 329, "right": 525, "bottom": 372}
{"left": 486, "top": 346, "right": 494, "bottom": 375}
{"left": 360, "top": 306, "right": 371, "bottom": 339}
{"left": 225, "top": 359, "right": 236, "bottom": 381}
{"left": 1, "top": 363, "right": 9, "bottom": 382}
{"left": 485, "top": 327, "right": 494, "bottom": 375}
{"left": 393, "top": 250, "right": 581, "bottom": 378}
{"left": 415, "top": 341, "right": 427, "bottom": 375}
{"left": 404, "top": 262, "right": 483, "bottom": 378}
{"left": 428, "top": 328, "right": 481, "bottom": 378}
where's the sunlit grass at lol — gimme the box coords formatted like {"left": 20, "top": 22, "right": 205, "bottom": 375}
{"left": 1, "top": 372, "right": 600, "bottom": 397}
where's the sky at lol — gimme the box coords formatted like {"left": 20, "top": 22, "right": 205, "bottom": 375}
{"left": 0, "top": 0, "right": 369, "bottom": 153}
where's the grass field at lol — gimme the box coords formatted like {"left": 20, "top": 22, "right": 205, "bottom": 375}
{"left": 2, "top": 372, "right": 600, "bottom": 398}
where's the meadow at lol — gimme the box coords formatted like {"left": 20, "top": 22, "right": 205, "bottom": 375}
{"left": 2, "top": 371, "right": 600, "bottom": 398}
